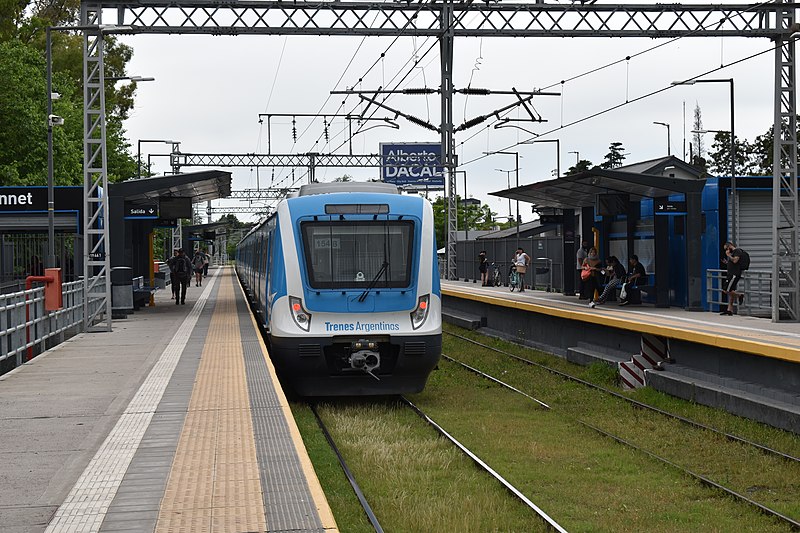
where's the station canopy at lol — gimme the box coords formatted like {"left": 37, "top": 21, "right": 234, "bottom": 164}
{"left": 111, "top": 170, "right": 232, "bottom": 203}
{"left": 490, "top": 156, "right": 706, "bottom": 210}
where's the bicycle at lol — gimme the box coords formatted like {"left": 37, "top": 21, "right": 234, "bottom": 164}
{"left": 491, "top": 263, "right": 502, "bottom": 287}
{"left": 509, "top": 266, "right": 522, "bottom": 291}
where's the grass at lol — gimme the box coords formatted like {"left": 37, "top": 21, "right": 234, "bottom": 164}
{"left": 291, "top": 324, "right": 799, "bottom": 531}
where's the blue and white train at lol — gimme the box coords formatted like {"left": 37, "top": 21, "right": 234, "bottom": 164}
{"left": 236, "top": 182, "right": 441, "bottom": 396}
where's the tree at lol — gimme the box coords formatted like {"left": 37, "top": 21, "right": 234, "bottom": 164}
{"left": 431, "top": 196, "right": 504, "bottom": 248}
{"left": 566, "top": 160, "right": 593, "bottom": 175}
{"left": 691, "top": 103, "right": 707, "bottom": 168}
{"left": 0, "top": 2, "right": 139, "bottom": 185}
{"left": 706, "top": 132, "right": 755, "bottom": 177}
{"left": 333, "top": 174, "right": 353, "bottom": 182}
{"left": 600, "top": 142, "right": 626, "bottom": 169}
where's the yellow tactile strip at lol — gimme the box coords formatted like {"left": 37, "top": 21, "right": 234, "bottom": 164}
{"left": 156, "top": 273, "right": 267, "bottom": 533}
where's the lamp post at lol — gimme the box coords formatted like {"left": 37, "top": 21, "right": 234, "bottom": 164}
{"left": 138, "top": 140, "right": 179, "bottom": 179}
{"left": 652, "top": 121, "right": 671, "bottom": 155}
{"left": 485, "top": 150, "right": 520, "bottom": 247}
{"left": 568, "top": 151, "right": 579, "bottom": 165}
{"left": 672, "top": 78, "right": 735, "bottom": 242}
{"left": 524, "top": 139, "right": 561, "bottom": 178}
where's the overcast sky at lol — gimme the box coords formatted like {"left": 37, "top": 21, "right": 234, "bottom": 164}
{"left": 118, "top": 6, "right": 777, "bottom": 223}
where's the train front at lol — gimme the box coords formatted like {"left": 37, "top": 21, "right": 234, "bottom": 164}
{"left": 270, "top": 185, "right": 442, "bottom": 396}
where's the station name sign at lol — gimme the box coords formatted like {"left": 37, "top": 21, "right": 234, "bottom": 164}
{"left": 380, "top": 143, "right": 444, "bottom": 189}
{"left": 0, "top": 187, "right": 83, "bottom": 212}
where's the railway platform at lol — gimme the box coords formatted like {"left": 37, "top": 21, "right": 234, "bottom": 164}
{"left": 442, "top": 280, "right": 800, "bottom": 433}
{"left": 0, "top": 267, "right": 336, "bottom": 533}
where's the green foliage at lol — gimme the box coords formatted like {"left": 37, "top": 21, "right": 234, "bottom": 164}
{"left": 0, "top": 2, "right": 139, "bottom": 186}
{"left": 600, "top": 141, "right": 626, "bottom": 169}
{"left": 430, "top": 195, "right": 503, "bottom": 248}
{"left": 566, "top": 159, "right": 593, "bottom": 175}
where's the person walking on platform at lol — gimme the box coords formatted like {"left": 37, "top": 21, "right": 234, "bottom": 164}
{"left": 589, "top": 256, "right": 625, "bottom": 308}
{"left": 166, "top": 249, "right": 180, "bottom": 300}
{"left": 192, "top": 250, "right": 205, "bottom": 287}
{"left": 171, "top": 249, "right": 192, "bottom": 305}
{"left": 202, "top": 248, "right": 210, "bottom": 278}
{"left": 721, "top": 241, "right": 750, "bottom": 316}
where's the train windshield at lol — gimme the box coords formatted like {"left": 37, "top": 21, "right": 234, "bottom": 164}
{"left": 301, "top": 220, "right": 414, "bottom": 289}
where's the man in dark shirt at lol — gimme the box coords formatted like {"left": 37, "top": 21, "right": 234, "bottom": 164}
{"left": 620, "top": 254, "right": 647, "bottom": 306}
{"left": 721, "top": 241, "right": 744, "bottom": 316}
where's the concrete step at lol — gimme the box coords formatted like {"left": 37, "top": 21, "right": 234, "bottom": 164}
{"left": 645, "top": 367, "right": 800, "bottom": 434}
{"left": 566, "top": 346, "right": 630, "bottom": 367}
{"left": 442, "top": 310, "right": 486, "bottom": 330}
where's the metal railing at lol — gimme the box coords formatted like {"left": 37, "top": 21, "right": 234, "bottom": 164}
{"left": 0, "top": 279, "right": 102, "bottom": 368}
{"left": 706, "top": 269, "right": 772, "bottom": 317}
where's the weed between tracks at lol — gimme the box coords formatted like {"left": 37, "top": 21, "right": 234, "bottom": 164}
{"left": 291, "top": 324, "right": 800, "bottom": 532}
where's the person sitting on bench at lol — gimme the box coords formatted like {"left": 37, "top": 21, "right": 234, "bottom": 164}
{"left": 620, "top": 255, "right": 646, "bottom": 306}
{"left": 589, "top": 256, "right": 625, "bottom": 308}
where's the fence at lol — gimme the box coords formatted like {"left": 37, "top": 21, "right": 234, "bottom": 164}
{"left": 706, "top": 269, "right": 772, "bottom": 317}
{"left": 0, "top": 279, "right": 102, "bottom": 370}
{"left": 453, "top": 237, "right": 565, "bottom": 291}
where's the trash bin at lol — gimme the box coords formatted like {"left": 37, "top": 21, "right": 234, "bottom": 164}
{"left": 111, "top": 266, "right": 134, "bottom": 318}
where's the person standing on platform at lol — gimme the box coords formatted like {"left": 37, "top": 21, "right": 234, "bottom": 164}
{"left": 582, "top": 247, "right": 602, "bottom": 301}
{"left": 720, "top": 241, "right": 749, "bottom": 316}
{"left": 166, "top": 249, "right": 180, "bottom": 300}
{"left": 576, "top": 240, "right": 589, "bottom": 298}
{"left": 478, "top": 251, "right": 489, "bottom": 286}
{"left": 172, "top": 249, "right": 192, "bottom": 305}
{"left": 513, "top": 247, "right": 531, "bottom": 292}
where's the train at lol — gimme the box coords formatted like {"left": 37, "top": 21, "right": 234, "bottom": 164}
{"left": 236, "top": 181, "right": 442, "bottom": 395}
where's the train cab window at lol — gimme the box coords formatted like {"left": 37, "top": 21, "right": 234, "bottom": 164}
{"left": 301, "top": 220, "right": 413, "bottom": 289}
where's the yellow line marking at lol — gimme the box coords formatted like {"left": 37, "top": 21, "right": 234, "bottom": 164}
{"left": 236, "top": 272, "right": 339, "bottom": 532}
{"left": 156, "top": 271, "right": 267, "bottom": 532}
{"left": 443, "top": 287, "right": 800, "bottom": 364}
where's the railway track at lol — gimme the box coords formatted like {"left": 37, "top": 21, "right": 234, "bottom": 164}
{"left": 441, "top": 350, "right": 800, "bottom": 531}
{"left": 311, "top": 399, "right": 567, "bottom": 532}
{"left": 444, "top": 330, "right": 800, "bottom": 464}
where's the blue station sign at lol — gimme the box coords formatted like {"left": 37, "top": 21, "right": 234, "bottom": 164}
{"left": 380, "top": 143, "right": 444, "bottom": 189}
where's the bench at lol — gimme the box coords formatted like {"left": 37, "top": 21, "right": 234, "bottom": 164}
{"left": 132, "top": 276, "right": 158, "bottom": 310}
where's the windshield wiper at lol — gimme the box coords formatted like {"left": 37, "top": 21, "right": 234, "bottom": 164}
{"left": 358, "top": 261, "right": 389, "bottom": 302}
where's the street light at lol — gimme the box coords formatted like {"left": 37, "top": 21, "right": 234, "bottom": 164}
{"left": 106, "top": 76, "right": 156, "bottom": 83}
{"left": 138, "top": 140, "right": 179, "bottom": 179}
{"left": 523, "top": 139, "right": 561, "bottom": 178}
{"left": 672, "top": 78, "right": 735, "bottom": 242}
{"left": 46, "top": 24, "right": 136, "bottom": 269}
{"left": 485, "top": 150, "right": 521, "bottom": 247}
{"left": 568, "top": 151, "right": 580, "bottom": 165}
{"left": 653, "top": 121, "right": 671, "bottom": 155}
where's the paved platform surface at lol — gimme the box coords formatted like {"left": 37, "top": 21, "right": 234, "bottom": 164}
{"left": 443, "top": 281, "right": 800, "bottom": 363}
{"left": 0, "top": 267, "right": 336, "bottom": 533}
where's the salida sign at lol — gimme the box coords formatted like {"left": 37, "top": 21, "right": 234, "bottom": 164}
{"left": 380, "top": 143, "right": 444, "bottom": 189}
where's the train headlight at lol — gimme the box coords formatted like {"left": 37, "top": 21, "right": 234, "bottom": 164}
{"left": 410, "top": 294, "right": 430, "bottom": 330}
{"left": 289, "top": 296, "right": 311, "bottom": 332}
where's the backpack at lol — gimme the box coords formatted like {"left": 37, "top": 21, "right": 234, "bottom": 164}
{"left": 737, "top": 249, "right": 750, "bottom": 271}
{"left": 175, "top": 257, "right": 189, "bottom": 279}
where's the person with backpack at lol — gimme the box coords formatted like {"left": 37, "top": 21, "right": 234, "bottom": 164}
{"left": 721, "top": 241, "right": 750, "bottom": 316}
{"left": 170, "top": 249, "right": 192, "bottom": 305}
{"left": 192, "top": 250, "right": 205, "bottom": 287}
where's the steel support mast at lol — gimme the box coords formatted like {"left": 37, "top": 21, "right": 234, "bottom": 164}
{"left": 81, "top": 0, "right": 798, "bottom": 320}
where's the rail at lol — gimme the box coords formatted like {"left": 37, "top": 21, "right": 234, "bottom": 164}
{"left": 0, "top": 279, "right": 103, "bottom": 368}
{"left": 706, "top": 269, "right": 771, "bottom": 317}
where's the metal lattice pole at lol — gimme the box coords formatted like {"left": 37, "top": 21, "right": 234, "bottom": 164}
{"left": 772, "top": 4, "right": 799, "bottom": 322}
{"left": 441, "top": 0, "right": 457, "bottom": 281}
{"left": 81, "top": 5, "right": 112, "bottom": 332}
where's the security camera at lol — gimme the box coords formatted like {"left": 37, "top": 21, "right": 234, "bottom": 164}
{"left": 48, "top": 114, "right": 64, "bottom": 126}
